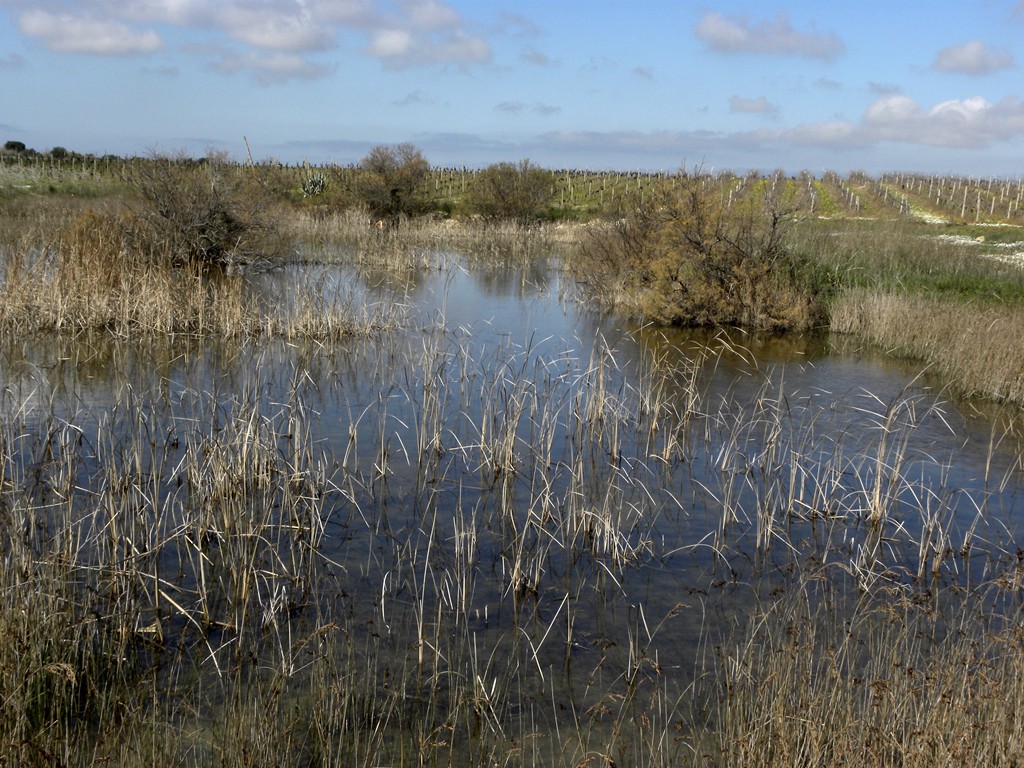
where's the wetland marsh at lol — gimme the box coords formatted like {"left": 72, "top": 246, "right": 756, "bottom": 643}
{"left": 2, "top": 154, "right": 1024, "bottom": 766}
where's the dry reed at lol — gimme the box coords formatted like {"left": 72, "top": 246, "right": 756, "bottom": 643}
{"left": 831, "top": 289, "right": 1024, "bottom": 404}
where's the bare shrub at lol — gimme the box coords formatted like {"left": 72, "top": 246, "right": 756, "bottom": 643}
{"left": 127, "top": 151, "right": 286, "bottom": 266}
{"left": 354, "top": 143, "right": 430, "bottom": 223}
{"left": 466, "top": 159, "right": 552, "bottom": 223}
{"left": 574, "top": 173, "right": 829, "bottom": 332}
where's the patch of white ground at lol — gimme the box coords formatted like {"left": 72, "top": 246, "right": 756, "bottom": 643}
{"left": 907, "top": 206, "right": 949, "bottom": 224}
{"left": 933, "top": 233, "right": 1024, "bottom": 268}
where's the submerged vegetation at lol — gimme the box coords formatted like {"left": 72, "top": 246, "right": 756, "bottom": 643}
{"left": 1, "top": 145, "right": 1024, "bottom": 765}
{"left": 3, "top": 322, "right": 1023, "bottom": 767}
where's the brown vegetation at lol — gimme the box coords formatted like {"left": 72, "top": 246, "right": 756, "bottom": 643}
{"left": 574, "top": 173, "right": 830, "bottom": 332}
{"left": 711, "top": 581, "right": 1024, "bottom": 767}
{"left": 0, "top": 204, "right": 395, "bottom": 338}
{"left": 126, "top": 151, "right": 287, "bottom": 267}
{"left": 831, "top": 289, "right": 1024, "bottom": 403}
{"left": 0, "top": 317, "right": 1021, "bottom": 765}
{"left": 465, "top": 159, "right": 553, "bottom": 223}
{"left": 354, "top": 142, "right": 431, "bottom": 223}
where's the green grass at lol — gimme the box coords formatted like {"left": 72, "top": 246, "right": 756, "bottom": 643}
{"left": 791, "top": 218, "right": 1024, "bottom": 300}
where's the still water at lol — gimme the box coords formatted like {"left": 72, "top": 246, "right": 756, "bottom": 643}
{"left": 2, "top": 253, "right": 1022, "bottom": 751}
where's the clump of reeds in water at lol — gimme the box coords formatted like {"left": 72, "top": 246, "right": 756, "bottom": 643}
{"left": 0, "top": 207, "right": 253, "bottom": 335}
{"left": 0, "top": 365, "right": 338, "bottom": 764}
{"left": 0, "top": 207, "right": 398, "bottom": 339}
{"left": 706, "top": 574, "right": 1024, "bottom": 767}
{"left": 291, "top": 206, "right": 569, "bottom": 274}
{"left": 831, "top": 289, "right": 1024, "bottom": 405}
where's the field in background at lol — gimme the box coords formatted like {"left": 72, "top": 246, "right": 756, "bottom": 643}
{"left": 3, "top": 149, "right": 1024, "bottom": 222}
{"left": 2, "top": 150, "right": 1024, "bottom": 218}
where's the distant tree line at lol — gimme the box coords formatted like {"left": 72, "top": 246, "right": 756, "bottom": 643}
{"left": 3, "top": 139, "right": 70, "bottom": 158}
{"left": 351, "top": 143, "right": 553, "bottom": 224}
{"left": 3, "top": 138, "right": 559, "bottom": 224}
{"left": 2, "top": 139, "right": 561, "bottom": 225}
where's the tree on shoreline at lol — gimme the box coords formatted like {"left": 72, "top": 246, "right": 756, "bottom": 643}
{"left": 355, "top": 143, "right": 430, "bottom": 223}
{"left": 467, "top": 159, "right": 552, "bottom": 223}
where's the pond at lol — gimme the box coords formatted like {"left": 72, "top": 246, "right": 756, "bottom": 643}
{"left": 2, "top": 250, "right": 1022, "bottom": 764}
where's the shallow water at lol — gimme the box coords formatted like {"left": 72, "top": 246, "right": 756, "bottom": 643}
{"left": 2, "top": 253, "right": 1022, "bottom": 754}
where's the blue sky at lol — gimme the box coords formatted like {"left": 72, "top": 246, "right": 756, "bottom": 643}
{"left": 2, "top": 1, "right": 1024, "bottom": 175}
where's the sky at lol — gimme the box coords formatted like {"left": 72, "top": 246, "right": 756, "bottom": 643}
{"left": 2, "top": 1, "right": 1024, "bottom": 176}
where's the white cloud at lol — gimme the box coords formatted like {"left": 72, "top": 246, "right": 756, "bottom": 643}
{"left": 537, "top": 92, "right": 1024, "bottom": 166}
{"left": 431, "top": 30, "right": 489, "bottom": 64}
{"left": 726, "top": 94, "right": 1024, "bottom": 151}
{"left": 19, "top": 9, "right": 163, "bottom": 55}
{"left": 367, "top": 28, "right": 414, "bottom": 59}
{"left": 368, "top": 28, "right": 489, "bottom": 68}
{"left": 860, "top": 93, "right": 1021, "bottom": 146}
{"left": 863, "top": 94, "right": 920, "bottom": 125}
{"left": 207, "top": 49, "right": 333, "bottom": 85}
{"left": 399, "top": 0, "right": 460, "bottom": 31}
{"left": 759, "top": 94, "right": 1024, "bottom": 150}
{"left": 695, "top": 11, "right": 844, "bottom": 61}
{"left": 931, "top": 40, "right": 1014, "bottom": 76}
{"left": 364, "top": 0, "right": 490, "bottom": 68}
{"left": 9, "top": 0, "right": 490, "bottom": 70}
{"left": 115, "top": 0, "right": 211, "bottom": 26}
{"left": 216, "top": 6, "right": 334, "bottom": 52}
{"left": 306, "top": 0, "right": 375, "bottom": 26}
{"left": 729, "top": 96, "right": 779, "bottom": 116}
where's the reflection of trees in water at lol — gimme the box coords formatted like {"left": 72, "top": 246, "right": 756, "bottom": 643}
{"left": 468, "top": 261, "right": 553, "bottom": 300}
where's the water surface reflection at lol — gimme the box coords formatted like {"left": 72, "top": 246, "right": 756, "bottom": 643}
{"left": 2, "top": 255, "right": 1021, "bottom": 746}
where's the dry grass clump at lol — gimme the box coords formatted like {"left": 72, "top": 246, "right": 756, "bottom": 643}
{"left": 0, "top": 206, "right": 259, "bottom": 335}
{"left": 0, "top": 421, "right": 150, "bottom": 763}
{"left": 0, "top": 206, "right": 394, "bottom": 339}
{"left": 0, "top": 153, "right": 398, "bottom": 340}
{"left": 710, "top": 581, "right": 1024, "bottom": 767}
{"left": 292, "top": 205, "right": 567, "bottom": 272}
{"left": 0, "top": 381, "right": 335, "bottom": 764}
{"left": 831, "top": 289, "right": 1024, "bottom": 404}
